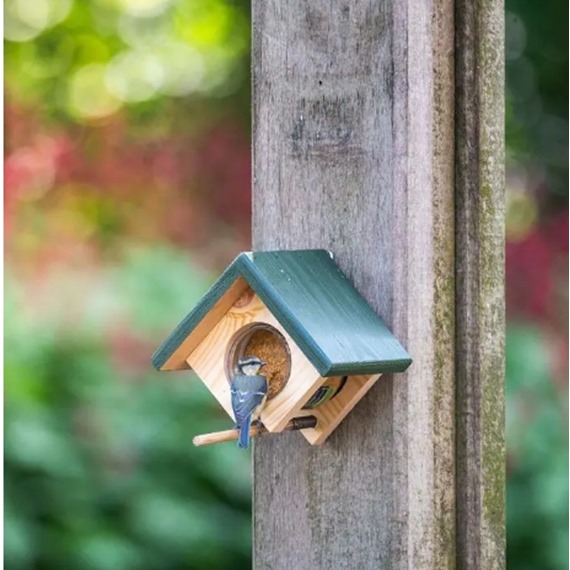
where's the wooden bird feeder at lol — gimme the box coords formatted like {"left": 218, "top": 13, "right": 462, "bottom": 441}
{"left": 152, "top": 250, "right": 412, "bottom": 445}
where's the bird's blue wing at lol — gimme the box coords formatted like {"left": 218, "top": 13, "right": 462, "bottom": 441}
{"left": 230, "top": 374, "right": 267, "bottom": 426}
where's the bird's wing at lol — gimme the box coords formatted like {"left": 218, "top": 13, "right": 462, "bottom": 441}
{"left": 231, "top": 375, "right": 268, "bottom": 425}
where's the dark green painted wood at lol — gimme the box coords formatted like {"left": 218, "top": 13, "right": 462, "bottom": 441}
{"left": 151, "top": 257, "right": 241, "bottom": 370}
{"left": 152, "top": 249, "right": 412, "bottom": 376}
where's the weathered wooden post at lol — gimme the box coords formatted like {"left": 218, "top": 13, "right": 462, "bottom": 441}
{"left": 252, "top": 1, "right": 504, "bottom": 569}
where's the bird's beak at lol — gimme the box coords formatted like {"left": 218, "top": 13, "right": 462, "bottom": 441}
{"left": 260, "top": 360, "right": 267, "bottom": 367}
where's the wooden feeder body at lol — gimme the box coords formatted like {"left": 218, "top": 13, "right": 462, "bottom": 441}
{"left": 153, "top": 250, "right": 411, "bottom": 445}
{"left": 187, "top": 287, "right": 380, "bottom": 444}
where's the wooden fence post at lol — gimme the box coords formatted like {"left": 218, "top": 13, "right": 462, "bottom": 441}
{"left": 252, "top": 2, "right": 504, "bottom": 568}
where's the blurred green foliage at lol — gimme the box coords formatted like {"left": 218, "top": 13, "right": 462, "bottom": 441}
{"left": 5, "top": 250, "right": 252, "bottom": 569}
{"left": 4, "top": 0, "right": 250, "bottom": 123}
{"left": 504, "top": 1, "right": 568, "bottom": 567}
{"left": 506, "top": 326, "right": 568, "bottom": 570}
{"left": 506, "top": 0, "right": 568, "bottom": 208}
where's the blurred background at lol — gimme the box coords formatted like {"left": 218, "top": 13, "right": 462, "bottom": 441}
{"left": 4, "top": 1, "right": 568, "bottom": 568}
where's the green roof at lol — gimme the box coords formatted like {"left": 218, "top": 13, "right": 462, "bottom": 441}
{"left": 152, "top": 250, "right": 412, "bottom": 376}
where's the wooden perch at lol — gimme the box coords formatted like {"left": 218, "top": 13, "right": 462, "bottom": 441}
{"left": 193, "top": 415, "right": 317, "bottom": 447}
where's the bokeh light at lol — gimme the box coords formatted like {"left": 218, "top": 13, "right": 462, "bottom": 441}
{"left": 4, "top": 0, "right": 72, "bottom": 42}
{"left": 105, "top": 49, "right": 164, "bottom": 102}
{"left": 117, "top": 0, "right": 172, "bottom": 18}
{"left": 68, "top": 64, "right": 122, "bottom": 119}
{"left": 5, "top": 0, "right": 249, "bottom": 124}
{"left": 152, "top": 41, "right": 205, "bottom": 96}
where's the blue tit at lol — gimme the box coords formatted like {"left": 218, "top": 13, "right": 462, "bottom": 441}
{"left": 230, "top": 356, "right": 268, "bottom": 449}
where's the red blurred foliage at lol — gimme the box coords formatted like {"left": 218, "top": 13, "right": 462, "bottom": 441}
{"left": 507, "top": 209, "right": 569, "bottom": 389}
{"left": 194, "top": 126, "right": 252, "bottom": 226}
{"left": 506, "top": 209, "right": 568, "bottom": 323}
{"left": 5, "top": 101, "right": 251, "bottom": 264}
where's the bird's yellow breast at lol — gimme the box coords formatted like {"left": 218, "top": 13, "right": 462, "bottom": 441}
{"left": 251, "top": 394, "right": 268, "bottom": 420}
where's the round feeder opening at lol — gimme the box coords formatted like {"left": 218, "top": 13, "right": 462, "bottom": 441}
{"left": 225, "top": 323, "right": 291, "bottom": 400}
{"left": 302, "top": 376, "right": 347, "bottom": 409}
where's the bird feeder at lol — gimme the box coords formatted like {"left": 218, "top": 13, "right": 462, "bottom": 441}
{"left": 152, "top": 250, "right": 412, "bottom": 445}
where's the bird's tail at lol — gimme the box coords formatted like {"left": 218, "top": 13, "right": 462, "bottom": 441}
{"left": 238, "top": 415, "right": 252, "bottom": 449}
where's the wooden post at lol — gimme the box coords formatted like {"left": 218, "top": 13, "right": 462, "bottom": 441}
{"left": 455, "top": 1, "right": 505, "bottom": 568}
{"left": 252, "top": 1, "right": 504, "bottom": 568}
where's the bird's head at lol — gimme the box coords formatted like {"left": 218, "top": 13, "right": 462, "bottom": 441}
{"left": 238, "top": 356, "right": 266, "bottom": 376}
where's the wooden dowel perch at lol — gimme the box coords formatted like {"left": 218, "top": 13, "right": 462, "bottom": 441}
{"left": 193, "top": 416, "right": 318, "bottom": 447}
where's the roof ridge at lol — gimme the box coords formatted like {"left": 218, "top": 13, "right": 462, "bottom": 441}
{"left": 153, "top": 250, "right": 411, "bottom": 375}
{"left": 237, "top": 252, "right": 334, "bottom": 375}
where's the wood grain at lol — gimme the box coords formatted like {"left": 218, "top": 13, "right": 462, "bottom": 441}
{"left": 297, "top": 374, "right": 381, "bottom": 445}
{"left": 455, "top": 0, "right": 506, "bottom": 568}
{"left": 252, "top": 1, "right": 458, "bottom": 569}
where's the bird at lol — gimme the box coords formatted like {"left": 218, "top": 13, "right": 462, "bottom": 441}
{"left": 230, "top": 356, "right": 268, "bottom": 449}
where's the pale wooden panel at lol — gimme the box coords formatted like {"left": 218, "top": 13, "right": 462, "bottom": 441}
{"left": 161, "top": 277, "right": 249, "bottom": 370}
{"left": 186, "top": 292, "right": 322, "bottom": 432}
{"left": 253, "top": 1, "right": 458, "bottom": 569}
{"left": 298, "top": 374, "right": 381, "bottom": 445}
